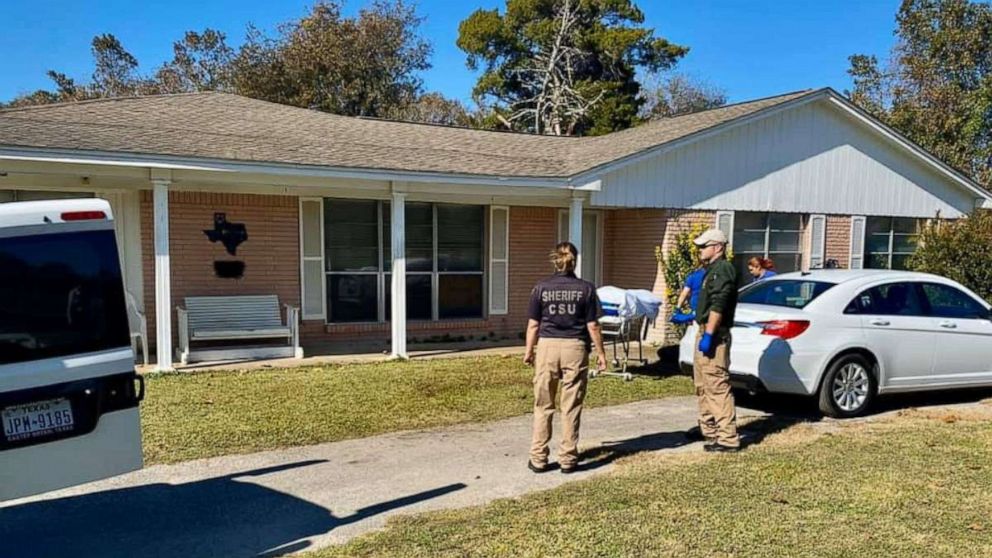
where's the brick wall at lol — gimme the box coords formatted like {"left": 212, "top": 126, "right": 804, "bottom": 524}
{"left": 602, "top": 208, "right": 666, "bottom": 291}
{"left": 600, "top": 208, "right": 715, "bottom": 344}
{"left": 601, "top": 208, "right": 666, "bottom": 344}
{"left": 825, "top": 215, "right": 851, "bottom": 269}
{"left": 507, "top": 206, "right": 558, "bottom": 320}
{"left": 141, "top": 191, "right": 300, "bottom": 344}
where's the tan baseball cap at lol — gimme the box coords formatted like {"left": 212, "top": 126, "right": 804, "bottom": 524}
{"left": 693, "top": 228, "right": 729, "bottom": 246}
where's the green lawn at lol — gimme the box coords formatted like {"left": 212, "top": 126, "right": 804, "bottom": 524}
{"left": 314, "top": 406, "right": 992, "bottom": 558}
{"left": 141, "top": 355, "right": 692, "bottom": 465}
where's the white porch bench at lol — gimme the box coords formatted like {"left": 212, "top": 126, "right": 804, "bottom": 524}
{"left": 177, "top": 295, "right": 302, "bottom": 365}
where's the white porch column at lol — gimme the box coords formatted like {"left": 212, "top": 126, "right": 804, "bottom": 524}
{"left": 569, "top": 195, "right": 584, "bottom": 278}
{"left": 390, "top": 192, "right": 407, "bottom": 359}
{"left": 152, "top": 179, "right": 173, "bottom": 371}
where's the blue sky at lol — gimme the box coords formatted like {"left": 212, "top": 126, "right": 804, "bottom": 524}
{"left": 0, "top": 0, "right": 901, "bottom": 105}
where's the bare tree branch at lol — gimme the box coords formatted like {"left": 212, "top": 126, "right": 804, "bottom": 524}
{"left": 503, "top": 0, "right": 605, "bottom": 135}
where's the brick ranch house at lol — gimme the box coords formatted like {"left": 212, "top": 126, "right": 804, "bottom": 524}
{"left": 1, "top": 87, "right": 989, "bottom": 370}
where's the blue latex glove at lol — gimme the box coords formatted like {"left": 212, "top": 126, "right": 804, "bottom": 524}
{"left": 698, "top": 332, "right": 715, "bottom": 357}
{"left": 669, "top": 310, "right": 696, "bottom": 324}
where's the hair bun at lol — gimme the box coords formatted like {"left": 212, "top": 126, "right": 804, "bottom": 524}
{"left": 550, "top": 242, "right": 578, "bottom": 273}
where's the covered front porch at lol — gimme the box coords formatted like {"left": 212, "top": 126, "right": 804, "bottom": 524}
{"left": 0, "top": 154, "right": 647, "bottom": 371}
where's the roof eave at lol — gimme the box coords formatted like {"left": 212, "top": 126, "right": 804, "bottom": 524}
{"left": 0, "top": 145, "right": 573, "bottom": 190}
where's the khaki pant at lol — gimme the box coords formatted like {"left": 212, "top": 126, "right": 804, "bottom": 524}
{"left": 530, "top": 338, "right": 589, "bottom": 468}
{"left": 693, "top": 329, "right": 740, "bottom": 448}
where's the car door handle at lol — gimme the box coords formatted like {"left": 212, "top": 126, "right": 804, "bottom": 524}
{"left": 938, "top": 321, "right": 957, "bottom": 329}
{"left": 869, "top": 319, "right": 890, "bottom": 326}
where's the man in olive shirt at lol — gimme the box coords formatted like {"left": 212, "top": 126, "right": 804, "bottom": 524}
{"left": 691, "top": 228, "right": 741, "bottom": 452}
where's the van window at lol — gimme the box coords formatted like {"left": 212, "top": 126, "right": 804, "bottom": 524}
{"left": 0, "top": 229, "right": 130, "bottom": 365}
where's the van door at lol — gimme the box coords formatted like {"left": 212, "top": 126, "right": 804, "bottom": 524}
{"left": 0, "top": 201, "right": 143, "bottom": 501}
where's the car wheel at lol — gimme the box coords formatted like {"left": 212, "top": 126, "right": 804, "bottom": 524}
{"left": 818, "top": 354, "right": 877, "bottom": 418}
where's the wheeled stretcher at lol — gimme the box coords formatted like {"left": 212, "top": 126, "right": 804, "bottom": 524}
{"left": 594, "top": 286, "right": 662, "bottom": 380}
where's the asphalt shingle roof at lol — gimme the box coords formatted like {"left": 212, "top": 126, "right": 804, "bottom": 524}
{"left": 0, "top": 90, "right": 814, "bottom": 179}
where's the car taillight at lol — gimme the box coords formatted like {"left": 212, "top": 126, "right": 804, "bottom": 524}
{"left": 61, "top": 211, "right": 107, "bottom": 221}
{"left": 759, "top": 320, "right": 810, "bottom": 339}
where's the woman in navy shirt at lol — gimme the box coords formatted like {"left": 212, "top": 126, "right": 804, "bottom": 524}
{"left": 523, "top": 242, "right": 607, "bottom": 474}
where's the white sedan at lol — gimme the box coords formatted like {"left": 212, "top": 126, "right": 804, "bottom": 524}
{"left": 679, "top": 270, "right": 992, "bottom": 417}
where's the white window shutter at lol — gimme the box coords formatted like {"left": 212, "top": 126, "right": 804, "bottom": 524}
{"left": 716, "top": 211, "right": 735, "bottom": 245}
{"left": 809, "top": 214, "right": 826, "bottom": 269}
{"left": 299, "top": 198, "right": 326, "bottom": 320}
{"left": 557, "top": 210, "right": 568, "bottom": 244}
{"left": 849, "top": 216, "right": 866, "bottom": 270}
{"left": 489, "top": 206, "right": 509, "bottom": 315}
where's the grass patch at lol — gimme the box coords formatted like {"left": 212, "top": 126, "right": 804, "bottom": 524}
{"left": 141, "top": 355, "right": 691, "bottom": 465}
{"left": 314, "top": 407, "right": 992, "bottom": 558}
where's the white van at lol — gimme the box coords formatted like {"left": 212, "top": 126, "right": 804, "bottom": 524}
{"left": 0, "top": 199, "right": 143, "bottom": 501}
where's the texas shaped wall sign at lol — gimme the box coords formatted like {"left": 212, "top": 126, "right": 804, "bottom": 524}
{"left": 204, "top": 212, "right": 248, "bottom": 256}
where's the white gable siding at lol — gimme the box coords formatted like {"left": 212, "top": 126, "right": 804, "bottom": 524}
{"left": 591, "top": 99, "right": 978, "bottom": 218}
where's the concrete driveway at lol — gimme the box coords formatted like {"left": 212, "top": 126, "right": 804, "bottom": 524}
{"left": 1, "top": 396, "right": 775, "bottom": 557}
{"left": 4, "top": 390, "right": 983, "bottom": 558}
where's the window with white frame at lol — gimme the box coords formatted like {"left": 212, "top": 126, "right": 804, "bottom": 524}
{"left": 556, "top": 210, "right": 602, "bottom": 285}
{"left": 865, "top": 217, "right": 921, "bottom": 270}
{"left": 322, "top": 199, "right": 486, "bottom": 323}
{"left": 732, "top": 212, "right": 804, "bottom": 281}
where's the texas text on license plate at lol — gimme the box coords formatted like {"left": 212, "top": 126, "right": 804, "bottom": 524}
{"left": 2, "top": 398, "right": 75, "bottom": 442}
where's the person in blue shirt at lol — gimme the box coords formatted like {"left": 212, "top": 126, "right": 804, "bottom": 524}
{"left": 671, "top": 265, "right": 706, "bottom": 324}
{"left": 679, "top": 267, "right": 706, "bottom": 311}
{"left": 747, "top": 257, "right": 777, "bottom": 283}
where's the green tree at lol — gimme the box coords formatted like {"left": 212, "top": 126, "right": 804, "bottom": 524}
{"left": 90, "top": 34, "right": 150, "bottom": 97}
{"left": 847, "top": 0, "right": 992, "bottom": 188}
{"left": 4, "top": 34, "right": 149, "bottom": 107}
{"left": 4, "top": 1, "right": 434, "bottom": 122}
{"left": 909, "top": 211, "right": 992, "bottom": 302}
{"left": 457, "top": 0, "right": 687, "bottom": 136}
{"left": 230, "top": 0, "right": 431, "bottom": 117}
{"left": 639, "top": 73, "right": 727, "bottom": 119}
{"left": 155, "top": 29, "right": 235, "bottom": 93}
{"left": 384, "top": 92, "right": 473, "bottom": 126}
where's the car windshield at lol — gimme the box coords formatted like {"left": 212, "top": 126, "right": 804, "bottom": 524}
{"left": 739, "top": 279, "right": 835, "bottom": 309}
{"left": 0, "top": 229, "right": 130, "bottom": 365}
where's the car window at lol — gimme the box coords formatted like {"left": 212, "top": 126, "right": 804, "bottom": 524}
{"left": 921, "top": 283, "right": 990, "bottom": 319}
{"left": 738, "top": 280, "right": 835, "bottom": 309}
{"left": 846, "top": 282, "right": 927, "bottom": 317}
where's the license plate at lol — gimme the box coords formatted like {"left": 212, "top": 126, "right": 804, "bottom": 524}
{"left": 2, "top": 398, "right": 74, "bottom": 442}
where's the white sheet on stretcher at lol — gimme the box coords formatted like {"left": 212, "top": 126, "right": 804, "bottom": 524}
{"left": 597, "top": 286, "right": 662, "bottom": 321}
